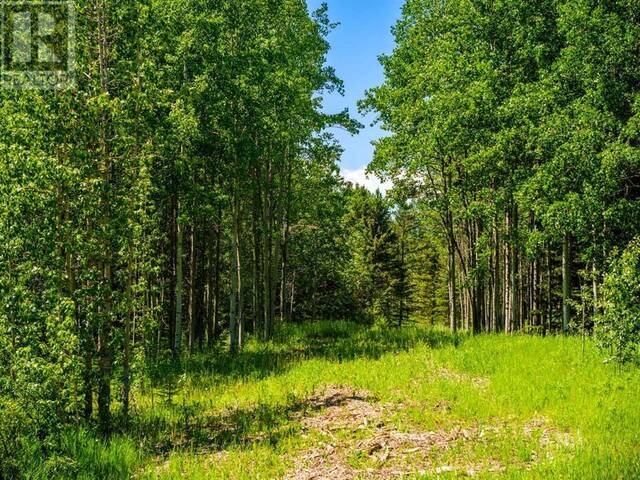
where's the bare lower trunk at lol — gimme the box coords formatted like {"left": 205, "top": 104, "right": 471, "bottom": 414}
{"left": 174, "top": 204, "right": 184, "bottom": 356}
{"left": 252, "top": 172, "right": 263, "bottom": 335}
{"left": 230, "top": 194, "right": 242, "bottom": 353}
{"left": 509, "top": 206, "right": 519, "bottom": 333}
{"left": 545, "top": 245, "right": 552, "bottom": 336}
{"left": 213, "top": 215, "right": 221, "bottom": 342}
{"left": 206, "top": 221, "right": 220, "bottom": 348}
{"left": 289, "top": 270, "right": 296, "bottom": 321}
{"left": 280, "top": 157, "right": 292, "bottom": 324}
{"left": 263, "top": 163, "right": 275, "bottom": 340}
{"left": 592, "top": 261, "right": 598, "bottom": 318}
{"left": 494, "top": 225, "right": 503, "bottom": 332}
{"left": 188, "top": 227, "right": 196, "bottom": 353}
{"left": 562, "top": 233, "right": 571, "bottom": 335}
{"left": 447, "top": 234, "right": 457, "bottom": 333}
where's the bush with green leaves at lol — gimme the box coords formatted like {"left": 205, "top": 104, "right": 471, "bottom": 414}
{"left": 596, "top": 239, "right": 640, "bottom": 365}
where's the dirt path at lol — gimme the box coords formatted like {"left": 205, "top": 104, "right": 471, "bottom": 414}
{"left": 286, "top": 386, "right": 574, "bottom": 479}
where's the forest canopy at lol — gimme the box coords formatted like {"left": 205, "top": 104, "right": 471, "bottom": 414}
{"left": 362, "top": 0, "right": 640, "bottom": 344}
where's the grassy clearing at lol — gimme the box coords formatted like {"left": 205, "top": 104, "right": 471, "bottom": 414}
{"left": 47, "top": 322, "right": 640, "bottom": 479}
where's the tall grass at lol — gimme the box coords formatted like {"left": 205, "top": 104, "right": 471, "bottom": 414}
{"left": 18, "top": 429, "right": 141, "bottom": 480}
{"left": 16, "top": 322, "right": 640, "bottom": 479}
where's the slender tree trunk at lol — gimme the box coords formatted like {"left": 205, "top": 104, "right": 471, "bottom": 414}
{"left": 252, "top": 211, "right": 259, "bottom": 334}
{"left": 546, "top": 245, "right": 552, "bottom": 336}
{"left": 168, "top": 198, "right": 177, "bottom": 352}
{"left": 592, "top": 260, "right": 598, "bottom": 318}
{"left": 230, "top": 256, "right": 238, "bottom": 355}
{"left": 189, "top": 227, "right": 196, "bottom": 353}
{"left": 206, "top": 224, "right": 214, "bottom": 347}
{"left": 279, "top": 231, "right": 288, "bottom": 324}
{"left": 447, "top": 231, "right": 458, "bottom": 333}
{"left": 230, "top": 193, "right": 243, "bottom": 353}
{"left": 399, "top": 228, "right": 406, "bottom": 327}
{"left": 280, "top": 155, "right": 292, "bottom": 324}
{"left": 206, "top": 220, "right": 221, "bottom": 348}
{"left": 263, "top": 162, "right": 275, "bottom": 340}
{"left": 509, "top": 206, "right": 519, "bottom": 333}
{"left": 174, "top": 202, "right": 184, "bottom": 356}
{"left": 213, "top": 212, "right": 221, "bottom": 342}
{"left": 470, "top": 220, "right": 481, "bottom": 334}
{"left": 494, "top": 224, "right": 503, "bottom": 332}
{"left": 504, "top": 225, "right": 511, "bottom": 332}
{"left": 534, "top": 257, "right": 542, "bottom": 329}
{"left": 289, "top": 270, "right": 296, "bottom": 321}
{"left": 562, "top": 233, "right": 571, "bottom": 335}
{"left": 195, "top": 233, "right": 205, "bottom": 350}
{"left": 252, "top": 172, "right": 263, "bottom": 335}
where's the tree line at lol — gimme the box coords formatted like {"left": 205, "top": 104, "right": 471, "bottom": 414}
{"left": 0, "top": 0, "right": 363, "bottom": 447}
{"left": 363, "top": 0, "right": 640, "bottom": 345}
{"left": 0, "top": 1, "right": 440, "bottom": 465}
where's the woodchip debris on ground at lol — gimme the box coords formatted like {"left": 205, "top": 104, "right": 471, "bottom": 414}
{"left": 286, "top": 385, "right": 575, "bottom": 480}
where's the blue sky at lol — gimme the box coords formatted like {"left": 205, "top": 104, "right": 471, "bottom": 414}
{"left": 307, "top": 0, "right": 404, "bottom": 191}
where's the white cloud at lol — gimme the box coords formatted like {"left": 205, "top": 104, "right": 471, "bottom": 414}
{"left": 342, "top": 166, "right": 393, "bottom": 195}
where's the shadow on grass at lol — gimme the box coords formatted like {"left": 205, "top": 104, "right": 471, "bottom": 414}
{"left": 148, "top": 322, "right": 461, "bottom": 389}
{"left": 128, "top": 322, "right": 462, "bottom": 457}
{"left": 130, "top": 379, "right": 384, "bottom": 458}
{"left": 129, "top": 399, "right": 301, "bottom": 457}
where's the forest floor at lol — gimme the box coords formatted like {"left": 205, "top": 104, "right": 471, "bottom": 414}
{"left": 70, "top": 322, "right": 640, "bottom": 479}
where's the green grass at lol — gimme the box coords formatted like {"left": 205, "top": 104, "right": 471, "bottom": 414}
{"left": 41, "top": 322, "right": 640, "bottom": 479}
{"left": 22, "top": 430, "right": 142, "bottom": 480}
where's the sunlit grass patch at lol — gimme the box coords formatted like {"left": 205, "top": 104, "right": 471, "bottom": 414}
{"left": 45, "top": 321, "right": 640, "bottom": 479}
{"left": 136, "top": 324, "right": 639, "bottom": 479}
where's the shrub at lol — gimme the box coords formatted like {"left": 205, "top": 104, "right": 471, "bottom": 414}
{"left": 596, "top": 239, "right": 640, "bottom": 365}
